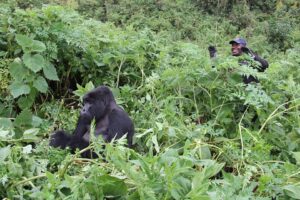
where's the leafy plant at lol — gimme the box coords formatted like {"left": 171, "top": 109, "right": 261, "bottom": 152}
{"left": 0, "top": 1, "right": 299, "bottom": 199}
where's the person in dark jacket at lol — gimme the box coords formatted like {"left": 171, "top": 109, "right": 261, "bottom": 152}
{"left": 208, "top": 38, "right": 269, "bottom": 84}
{"left": 229, "top": 38, "right": 268, "bottom": 84}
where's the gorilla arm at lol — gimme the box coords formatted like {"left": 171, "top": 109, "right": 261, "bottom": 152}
{"left": 72, "top": 115, "right": 91, "bottom": 138}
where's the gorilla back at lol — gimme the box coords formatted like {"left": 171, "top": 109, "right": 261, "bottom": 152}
{"left": 49, "top": 86, "right": 134, "bottom": 157}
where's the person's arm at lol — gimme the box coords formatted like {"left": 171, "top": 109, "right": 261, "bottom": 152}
{"left": 242, "top": 47, "right": 268, "bottom": 72}
{"left": 253, "top": 54, "right": 268, "bottom": 72}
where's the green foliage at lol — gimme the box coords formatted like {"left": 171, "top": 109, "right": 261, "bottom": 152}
{"left": 268, "top": 19, "right": 293, "bottom": 50}
{"left": 7, "top": 33, "right": 57, "bottom": 109}
{"left": 0, "top": 1, "right": 299, "bottom": 199}
{"left": 0, "top": 59, "right": 11, "bottom": 93}
{"left": 73, "top": 81, "right": 95, "bottom": 101}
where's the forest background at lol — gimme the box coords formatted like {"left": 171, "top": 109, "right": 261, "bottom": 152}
{"left": 0, "top": 0, "right": 300, "bottom": 199}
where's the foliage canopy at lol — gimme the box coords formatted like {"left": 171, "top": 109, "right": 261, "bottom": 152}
{"left": 0, "top": 0, "right": 300, "bottom": 199}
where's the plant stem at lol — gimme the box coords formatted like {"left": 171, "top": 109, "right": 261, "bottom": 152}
{"left": 258, "top": 98, "right": 300, "bottom": 134}
{"left": 11, "top": 174, "right": 46, "bottom": 187}
{"left": 116, "top": 59, "right": 125, "bottom": 88}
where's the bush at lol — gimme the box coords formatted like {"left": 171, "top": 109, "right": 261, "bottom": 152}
{"left": 0, "top": 1, "right": 300, "bottom": 199}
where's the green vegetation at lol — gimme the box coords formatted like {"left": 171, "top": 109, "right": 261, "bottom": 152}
{"left": 0, "top": 0, "right": 300, "bottom": 199}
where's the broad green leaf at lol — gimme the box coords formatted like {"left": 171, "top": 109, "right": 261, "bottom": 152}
{"left": 283, "top": 185, "right": 300, "bottom": 199}
{"left": 31, "top": 40, "right": 46, "bottom": 52}
{"left": 14, "top": 109, "right": 32, "bottom": 128}
{"left": 24, "top": 128, "right": 39, "bottom": 136}
{"left": 22, "top": 144, "right": 33, "bottom": 154}
{"left": 43, "top": 62, "right": 59, "bottom": 81}
{"left": 0, "top": 51, "right": 6, "bottom": 57}
{"left": 203, "top": 162, "right": 225, "bottom": 179}
{"left": 9, "top": 82, "right": 30, "bottom": 98}
{"left": 146, "top": 93, "right": 151, "bottom": 101}
{"left": 17, "top": 95, "right": 35, "bottom": 109}
{"left": 46, "top": 171, "right": 58, "bottom": 185}
{"left": 136, "top": 128, "right": 153, "bottom": 138}
{"left": 85, "top": 81, "right": 95, "bottom": 91}
{"left": 23, "top": 53, "right": 44, "bottom": 72}
{"left": 292, "top": 152, "right": 300, "bottom": 165}
{"left": 159, "top": 148, "right": 178, "bottom": 165}
{"left": 16, "top": 34, "right": 33, "bottom": 48}
{"left": 32, "top": 116, "right": 43, "bottom": 127}
{"left": 100, "top": 175, "right": 127, "bottom": 197}
{"left": 33, "top": 76, "right": 48, "bottom": 93}
{"left": 16, "top": 34, "right": 46, "bottom": 53}
{"left": 127, "top": 191, "right": 140, "bottom": 200}
{"left": 0, "top": 118, "right": 13, "bottom": 129}
{"left": 0, "top": 130, "right": 13, "bottom": 139}
{"left": 168, "top": 127, "right": 176, "bottom": 137}
{"left": 0, "top": 146, "right": 11, "bottom": 162}
{"left": 198, "top": 146, "right": 212, "bottom": 159}
{"left": 74, "top": 82, "right": 95, "bottom": 100}
{"left": 10, "top": 163, "right": 23, "bottom": 177}
{"left": 9, "top": 59, "right": 27, "bottom": 80}
{"left": 172, "top": 176, "right": 191, "bottom": 199}
{"left": 156, "top": 122, "right": 163, "bottom": 130}
{"left": 187, "top": 172, "right": 210, "bottom": 199}
{"left": 22, "top": 128, "right": 40, "bottom": 142}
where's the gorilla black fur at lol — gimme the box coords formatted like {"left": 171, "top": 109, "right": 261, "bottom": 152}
{"left": 49, "top": 86, "right": 134, "bottom": 158}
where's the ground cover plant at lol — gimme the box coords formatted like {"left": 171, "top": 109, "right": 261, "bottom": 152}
{"left": 0, "top": 0, "right": 300, "bottom": 199}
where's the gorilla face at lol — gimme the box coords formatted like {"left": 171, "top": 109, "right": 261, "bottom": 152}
{"left": 81, "top": 88, "right": 108, "bottom": 121}
{"left": 81, "top": 97, "right": 105, "bottom": 121}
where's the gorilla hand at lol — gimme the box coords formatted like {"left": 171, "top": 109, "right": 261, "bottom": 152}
{"left": 208, "top": 46, "right": 217, "bottom": 58}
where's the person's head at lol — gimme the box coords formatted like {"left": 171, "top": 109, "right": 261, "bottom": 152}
{"left": 229, "top": 38, "right": 247, "bottom": 56}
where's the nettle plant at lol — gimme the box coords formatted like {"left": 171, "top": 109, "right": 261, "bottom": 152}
{"left": 9, "top": 34, "right": 59, "bottom": 109}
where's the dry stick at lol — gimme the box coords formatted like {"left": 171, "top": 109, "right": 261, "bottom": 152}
{"left": 258, "top": 98, "right": 300, "bottom": 135}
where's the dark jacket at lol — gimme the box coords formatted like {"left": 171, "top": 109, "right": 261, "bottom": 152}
{"left": 241, "top": 54, "right": 269, "bottom": 84}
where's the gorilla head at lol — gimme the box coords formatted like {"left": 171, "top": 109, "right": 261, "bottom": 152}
{"left": 80, "top": 86, "right": 116, "bottom": 122}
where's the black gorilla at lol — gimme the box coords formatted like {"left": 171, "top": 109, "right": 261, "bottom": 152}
{"left": 49, "top": 86, "right": 134, "bottom": 158}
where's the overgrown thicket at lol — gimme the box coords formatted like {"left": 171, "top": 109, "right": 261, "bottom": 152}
{"left": 0, "top": 0, "right": 300, "bottom": 199}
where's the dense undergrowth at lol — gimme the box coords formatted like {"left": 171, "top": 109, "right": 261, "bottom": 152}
{"left": 0, "top": 0, "right": 300, "bottom": 199}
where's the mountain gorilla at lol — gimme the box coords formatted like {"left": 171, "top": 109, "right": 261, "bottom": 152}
{"left": 49, "top": 86, "right": 134, "bottom": 158}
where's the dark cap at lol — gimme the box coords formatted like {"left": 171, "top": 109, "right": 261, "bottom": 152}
{"left": 229, "top": 38, "right": 247, "bottom": 46}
